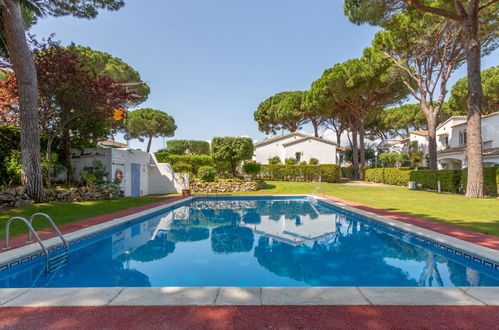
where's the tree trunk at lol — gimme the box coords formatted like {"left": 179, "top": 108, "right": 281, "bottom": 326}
{"left": 146, "top": 135, "right": 153, "bottom": 153}
{"left": 463, "top": 11, "right": 483, "bottom": 198}
{"left": 311, "top": 119, "right": 319, "bottom": 137}
{"left": 46, "top": 137, "right": 54, "bottom": 188}
{"left": 336, "top": 130, "right": 342, "bottom": 146}
{"left": 2, "top": 1, "right": 45, "bottom": 201}
{"left": 351, "top": 128, "right": 359, "bottom": 180}
{"left": 359, "top": 120, "right": 366, "bottom": 180}
{"left": 426, "top": 111, "right": 438, "bottom": 170}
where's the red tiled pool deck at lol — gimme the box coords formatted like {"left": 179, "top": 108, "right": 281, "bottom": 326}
{"left": 1, "top": 306, "right": 499, "bottom": 329}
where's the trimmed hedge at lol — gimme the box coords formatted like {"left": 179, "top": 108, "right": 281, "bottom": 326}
{"left": 365, "top": 167, "right": 499, "bottom": 196}
{"left": 409, "top": 170, "right": 462, "bottom": 193}
{"left": 259, "top": 165, "right": 340, "bottom": 183}
{"left": 364, "top": 167, "right": 412, "bottom": 186}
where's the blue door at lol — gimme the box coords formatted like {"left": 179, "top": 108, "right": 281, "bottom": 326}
{"left": 131, "top": 163, "right": 141, "bottom": 197}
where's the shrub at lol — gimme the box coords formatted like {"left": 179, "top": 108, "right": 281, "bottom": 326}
{"left": 365, "top": 167, "right": 412, "bottom": 186}
{"left": 341, "top": 166, "right": 354, "bottom": 179}
{"left": 198, "top": 165, "right": 217, "bottom": 182}
{"left": 155, "top": 153, "right": 217, "bottom": 173}
{"left": 0, "top": 125, "right": 20, "bottom": 185}
{"left": 243, "top": 162, "right": 262, "bottom": 180}
{"left": 4, "top": 150, "right": 22, "bottom": 186}
{"left": 299, "top": 161, "right": 307, "bottom": 165}
{"left": 166, "top": 140, "right": 210, "bottom": 155}
{"left": 259, "top": 164, "right": 340, "bottom": 183}
{"left": 379, "top": 153, "right": 404, "bottom": 167}
{"left": 309, "top": 158, "right": 319, "bottom": 165}
{"left": 172, "top": 162, "right": 193, "bottom": 174}
{"left": 285, "top": 158, "right": 298, "bottom": 165}
{"left": 268, "top": 156, "right": 281, "bottom": 164}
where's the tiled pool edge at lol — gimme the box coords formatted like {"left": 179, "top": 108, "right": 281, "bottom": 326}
{"left": 0, "top": 287, "right": 498, "bottom": 306}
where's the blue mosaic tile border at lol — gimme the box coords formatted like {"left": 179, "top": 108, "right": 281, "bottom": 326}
{"left": 314, "top": 197, "right": 499, "bottom": 271}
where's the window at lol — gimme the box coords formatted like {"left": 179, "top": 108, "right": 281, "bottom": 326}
{"left": 459, "top": 130, "right": 467, "bottom": 145}
{"left": 295, "top": 152, "right": 301, "bottom": 162}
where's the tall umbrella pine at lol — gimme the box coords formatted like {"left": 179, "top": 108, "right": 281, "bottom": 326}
{"left": 125, "top": 108, "right": 177, "bottom": 153}
{"left": 0, "top": 0, "right": 126, "bottom": 201}
{"left": 310, "top": 49, "right": 409, "bottom": 179}
{"left": 344, "top": 0, "right": 499, "bottom": 197}
{"left": 1, "top": 0, "right": 43, "bottom": 201}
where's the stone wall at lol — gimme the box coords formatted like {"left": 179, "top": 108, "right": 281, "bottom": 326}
{"left": 190, "top": 180, "right": 259, "bottom": 193}
{"left": 0, "top": 185, "right": 122, "bottom": 209}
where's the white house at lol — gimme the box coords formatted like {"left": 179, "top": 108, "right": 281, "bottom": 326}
{"left": 71, "top": 147, "right": 184, "bottom": 197}
{"left": 377, "top": 138, "right": 410, "bottom": 154}
{"left": 437, "top": 111, "right": 499, "bottom": 169}
{"left": 254, "top": 132, "right": 339, "bottom": 164}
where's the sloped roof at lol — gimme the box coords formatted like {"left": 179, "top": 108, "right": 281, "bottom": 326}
{"left": 436, "top": 116, "right": 467, "bottom": 130}
{"left": 452, "top": 111, "right": 499, "bottom": 128}
{"left": 254, "top": 132, "right": 309, "bottom": 147}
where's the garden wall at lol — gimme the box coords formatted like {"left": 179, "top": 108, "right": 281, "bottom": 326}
{"left": 190, "top": 180, "right": 259, "bottom": 193}
{"left": 0, "top": 185, "right": 122, "bottom": 209}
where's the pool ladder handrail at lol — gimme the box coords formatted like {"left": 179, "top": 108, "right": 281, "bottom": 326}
{"left": 3, "top": 213, "right": 68, "bottom": 273}
{"left": 311, "top": 185, "right": 325, "bottom": 197}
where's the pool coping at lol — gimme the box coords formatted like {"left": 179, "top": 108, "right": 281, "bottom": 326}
{"left": 0, "top": 194, "right": 498, "bottom": 307}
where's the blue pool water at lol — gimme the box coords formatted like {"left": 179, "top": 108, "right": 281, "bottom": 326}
{"left": 1, "top": 197, "right": 498, "bottom": 288}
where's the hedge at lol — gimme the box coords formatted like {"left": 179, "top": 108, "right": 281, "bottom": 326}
{"left": 155, "top": 152, "right": 233, "bottom": 176}
{"left": 409, "top": 169, "right": 462, "bottom": 193}
{"left": 461, "top": 167, "right": 498, "bottom": 197}
{"left": 365, "top": 167, "right": 499, "bottom": 196}
{"left": 341, "top": 166, "right": 371, "bottom": 179}
{"left": 364, "top": 167, "right": 412, "bottom": 186}
{"left": 259, "top": 165, "right": 340, "bottom": 183}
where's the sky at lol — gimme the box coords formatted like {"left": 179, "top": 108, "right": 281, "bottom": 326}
{"left": 30, "top": 0, "right": 498, "bottom": 152}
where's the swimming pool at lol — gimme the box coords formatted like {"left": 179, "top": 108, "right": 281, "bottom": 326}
{"left": 1, "top": 196, "right": 498, "bottom": 288}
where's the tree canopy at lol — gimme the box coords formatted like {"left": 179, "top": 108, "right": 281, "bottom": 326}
{"left": 211, "top": 137, "right": 254, "bottom": 177}
{"left": 126, "top": 108, "right": 177, "bottom": 153}
{"left": 69, "top": 44, "right": 150, "bottom": 104}
{"left": 166, "top": 140, "right": 210, "bottom": 155}
{"left": 448, "top": 66, "right": 498, "bottom": 115}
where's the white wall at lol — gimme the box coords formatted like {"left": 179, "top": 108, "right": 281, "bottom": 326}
{"left": 283, "top": 138, "right": 337, "bottom": 164}
{"left": 72, "top": 148, "right": 181, "bottom": 197}
{"left": 254, "top": 135, "right": 304, "bottom": 164}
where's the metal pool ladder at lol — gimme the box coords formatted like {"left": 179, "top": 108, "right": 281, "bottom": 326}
{"left": 311, "top": 185, "right": 325, "bottom": 197}
{"left": 3, "top": 213, "right": 69, "bottom": 273}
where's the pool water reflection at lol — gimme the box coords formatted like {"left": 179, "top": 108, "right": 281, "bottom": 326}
{"left": 1, "top": 197, "right": 498, "bottom": 288}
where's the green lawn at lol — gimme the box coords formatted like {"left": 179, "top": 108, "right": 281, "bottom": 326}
{"left": 231, "top": 181, "right": 499, "bottom": 237}
{"left": 0, "top": 197, "right": 167, "bottom": 239}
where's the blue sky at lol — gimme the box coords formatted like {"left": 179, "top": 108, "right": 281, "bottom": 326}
{"left": 30, "top": 0, "right": 498, "bottom": 152}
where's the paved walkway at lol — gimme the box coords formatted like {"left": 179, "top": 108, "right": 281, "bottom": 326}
{"left": 319, "top": 195, "right": 499, "bottom": 251}
{"left": 0, "top": 196, "right": 186, "bottom": 252}
{"left": 1, "top": 306, "right": 498, "bottom": 329}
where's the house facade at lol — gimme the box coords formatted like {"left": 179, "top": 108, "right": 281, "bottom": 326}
{"left": 437, "top": 112, "right": 499, "bottom": 169}
{"left": 254, "top": 132, "right": 338, "bottom": 164}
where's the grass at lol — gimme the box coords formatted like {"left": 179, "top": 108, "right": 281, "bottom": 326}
{"left": 222, "top": 181, "right": 499, "bottom": 237}
{"left": 0, "top": 197, "right": 167, "bottom": 239}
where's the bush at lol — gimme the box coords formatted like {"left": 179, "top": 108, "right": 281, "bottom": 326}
{"left": 156, "top": 153, "right": 215, "bottom": 173}
{"left": 211, "top": 137, "right": 254, "bottom": 177}
{"left": 365, "top": 167, "right": 412, "bottom": 186}
{"left": 198, "top": 165, "right": 217, "bottom": 182}
{"left": 268, "top": 156, "right": 281, "bottom": 164}
{"left": 299, "top": 161, "right": 307, "bottom": 165}
{"left": 0, "top": 125, "right": 20, "bottom": 185}
{"left": 341, "top": 166, "right": 354, "bottom": 179}
{"left": 309, "top": 158, "right": 319, "bottom": 165}
{"left": 173, "top": 162, "right": 193, "bottom": 174}
{"left": 259, "top": 164, "right": 340, "bottom": 183}
{"left": 379, "top": 153, "right": 404, "bottom": 167}
{"left": 243, "top": 162, "right": 262, "bottom": 180}
{"left": 166, "top": 140, "right": 210, "bottom": 155}
{"left": 285, "top": 158, "right": 298, "bottom": 165}
{"left": 4, "top": 150, "right": 22, "bottom": 186}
